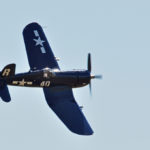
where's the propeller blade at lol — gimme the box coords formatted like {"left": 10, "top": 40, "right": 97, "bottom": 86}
{"left": 88, "top": 53, "right": 91, "bottom": 72}
{"left": 89, "top": 81, "right": 92, "bottom": 96}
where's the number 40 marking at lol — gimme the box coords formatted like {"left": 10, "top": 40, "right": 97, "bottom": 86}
{"left": 40, "top": 81, "right": 50, "bottom": 87}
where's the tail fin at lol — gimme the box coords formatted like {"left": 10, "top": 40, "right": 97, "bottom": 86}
{"left": 1, "top": 64, "right": 16, "bottom": 77}
{"left": 0, "top": 64, "right": 15, "bottom": 102}
{"left": 0, "top": 85, "right": 11, "bottom": 102}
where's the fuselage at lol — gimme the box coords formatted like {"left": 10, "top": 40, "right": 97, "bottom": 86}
{"left": 3, "top": 68, "right": 91, "bottom": 88}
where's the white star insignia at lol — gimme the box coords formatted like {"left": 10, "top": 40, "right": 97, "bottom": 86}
{"left": 33, "top": 37, "right": 45, "bottom": 46}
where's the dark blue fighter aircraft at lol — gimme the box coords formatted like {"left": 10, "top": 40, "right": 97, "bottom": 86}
{"left": 0, "top": 23, "right": 101, "bottom": 135}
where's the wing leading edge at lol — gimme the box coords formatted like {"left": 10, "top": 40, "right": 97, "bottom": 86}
{"left": 23, "top": 22, "right": 59, "bottom": 70}
{"left": 43, "top": 86, "right": 94, "bottom": 135}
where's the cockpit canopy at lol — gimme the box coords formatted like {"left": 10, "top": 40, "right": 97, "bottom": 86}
{"left": 43, "top": 68, "right": 56, "bottom": 77}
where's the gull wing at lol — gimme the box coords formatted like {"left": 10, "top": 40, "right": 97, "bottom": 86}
{"left": 23, "top": 22, "right": 59, "bottom": 70}
{"left": 43, "top": 86, "right": 93, "bottom": 135}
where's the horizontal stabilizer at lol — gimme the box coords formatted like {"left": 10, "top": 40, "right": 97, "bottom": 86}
{"left": 0, "top": 85, "right": 11, "bottom": 102}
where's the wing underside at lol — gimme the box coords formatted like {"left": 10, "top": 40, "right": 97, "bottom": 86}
{"left": 43, "top": 86, "right": 93, "bottom": 135}
{"left": 23, "top": 23, "right": 93, "bottom": 135}
{"left": 23, "top": 22, "right": 59, "bottom": 70}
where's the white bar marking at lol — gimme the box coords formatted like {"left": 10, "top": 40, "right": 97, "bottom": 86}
{"left": 41, "top": 47, "right": 46, "bottom": 53}
{"left": 34, "top": 30, "right": 39, "bottom": 37}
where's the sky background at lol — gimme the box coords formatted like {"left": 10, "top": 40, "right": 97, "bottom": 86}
{"left": 0, "top": 0, "right": 150, "bottom": 149}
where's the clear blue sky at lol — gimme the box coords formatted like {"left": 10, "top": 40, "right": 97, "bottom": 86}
{"left": 0, "top": 0, "right": 150, "bottom": 149}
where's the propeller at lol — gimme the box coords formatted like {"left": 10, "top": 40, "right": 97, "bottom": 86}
{"left": 87, "top": 53, "right": 102, "bottom": 95}
{"left": 88, "top": 53, "right": 91, "bottom": 72}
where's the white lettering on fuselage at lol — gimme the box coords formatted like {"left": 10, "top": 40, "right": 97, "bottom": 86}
{"left": 40, "top": 81, "right": 50, "bottom": 87}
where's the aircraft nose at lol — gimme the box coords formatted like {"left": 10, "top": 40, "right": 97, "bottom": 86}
{"left": 78, "top": 71, "right": 91, "bottom": 84}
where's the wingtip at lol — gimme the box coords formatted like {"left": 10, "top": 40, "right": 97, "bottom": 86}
{"left": 68, "top": 118, "right": 94, "bottom": 136}
{"left": 23, "top": 22, "right": 42, "bottom": 33}
{"left": 70, "top": 128, "right": 94, "bottom": 136}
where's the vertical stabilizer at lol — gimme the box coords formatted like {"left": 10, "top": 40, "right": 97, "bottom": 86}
{"left": 1, "top": 64, "right": 16, "bottom": 77}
